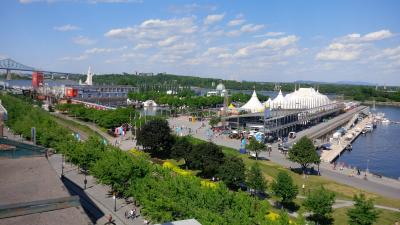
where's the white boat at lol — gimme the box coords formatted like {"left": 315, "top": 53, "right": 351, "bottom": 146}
{"left": 375, "top": 112, "right": 385, "bottom": 121}
{"left": 381, "top": 118, "right": 390, "bottom": 124}
{"left": 364, "top": 124, "right": 373, "bottom": 132}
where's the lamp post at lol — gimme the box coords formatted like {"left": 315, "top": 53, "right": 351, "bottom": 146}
{"left": 113, "top": 193, "right": 116, "bottom": 212}
{"left": 61, "top": 154, "right": 64, "bottom": 178}
{"left": 84, "top": 167, "right": 87, "bottom": 190}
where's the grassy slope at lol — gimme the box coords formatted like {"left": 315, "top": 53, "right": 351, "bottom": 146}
{"left": 188, "top": 136, "right": 400, "bottom": 210}
{"left": 332, "top": 207, "right": 400, "bottom": 225}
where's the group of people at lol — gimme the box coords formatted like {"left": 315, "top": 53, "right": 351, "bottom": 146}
{"left": 125, "top": 207, "right": 138, "bottom": 220}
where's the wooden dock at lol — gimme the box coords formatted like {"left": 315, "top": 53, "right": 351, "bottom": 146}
{"left": 320, "top": 115, "right": 372, "bottom": 163}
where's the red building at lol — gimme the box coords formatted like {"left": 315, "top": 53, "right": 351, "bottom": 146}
{"left": 32, "top": 71, "right": 44, "bottom": 89}
{"left": 65, "top": 87, "right": 78, "bottom": 98}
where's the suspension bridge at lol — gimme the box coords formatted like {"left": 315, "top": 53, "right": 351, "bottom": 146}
{"left": 0, "top": 58, "right": 79, "bottom": 80}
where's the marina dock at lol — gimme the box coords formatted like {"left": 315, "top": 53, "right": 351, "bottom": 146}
{"left": 320, "top": 115, "right": 372, "bottom": 163}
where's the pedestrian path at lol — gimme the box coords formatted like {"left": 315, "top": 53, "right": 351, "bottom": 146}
{"left": 51, "top": 112, "right": 138, "bottom": 151}
{"left": 48, "top": 154, "right": 146, "bottom": 225}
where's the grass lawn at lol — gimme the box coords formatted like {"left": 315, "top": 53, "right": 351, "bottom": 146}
{"left": 332, "top": 207, "right": 400, "bottom": 225}
{"left": 51, "top": 114, "right": 103, "bottom": 139}
{"left": 187, "top": 136, "right": 400, "bottom": 210}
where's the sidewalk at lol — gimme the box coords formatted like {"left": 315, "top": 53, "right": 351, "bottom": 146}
{"left": 48, "top": 154, "right": 146, "bottom": 225}
{"left": 51, "top": 112, "right": 138, "bottom": 151}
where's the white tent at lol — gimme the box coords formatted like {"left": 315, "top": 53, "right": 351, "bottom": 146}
{"left": 143, "top": 100, "right": 158, "bottom": 107}
{"left": 263, "top": 98, "right": 272, "bottom": 108}
{"left": 241, "top": 90, "right": 265, "bottom": 113}
{"left": 271, "top": 90, "right": 285, "bottom": 109}
{"left": 270, "top": 88, "right": 331, "bottom": 110}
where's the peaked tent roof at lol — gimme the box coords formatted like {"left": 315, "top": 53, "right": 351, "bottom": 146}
{"left": 241, "top": 90, "right": 265, "bottom": 113}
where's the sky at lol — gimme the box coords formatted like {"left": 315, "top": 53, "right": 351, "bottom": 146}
{"left": 0, "top": 0, "right": 400, "bottom": 85}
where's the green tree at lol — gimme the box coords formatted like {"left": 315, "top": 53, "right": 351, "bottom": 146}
{"left": 347, "top": 193, "right": 380, "bottom": 225}
{"left": 186, "top": 142, "right": 224, "bottom": 178}
{"left": 137, "top": 118, "right": 174, "bottom": 158}
{"left": 288, "top": 136, "right": 320, "bottom": 173}
{"left": 209, "top": 116, "right": 221, "bottom": 127}
{"left": 246, "top": 163, "right": 267, "bottom": 195}
{"left": 246, "top": 137, "right": 266, "bottom": 160}
{"left": 217, "top": 156, "right": 246, "bottom": 190}
{"left": 303, "top": 186, "right": 336, "bottom": 224}
{"left": 170, "top": 136, "right": 193, "bottom": 163}
{"left": 271, "top": 171, "right": 298, "bottom": 205}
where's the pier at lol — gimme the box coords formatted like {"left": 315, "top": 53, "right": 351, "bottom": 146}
{"left": 287, "top": 105, "right": 369, "bottom": 144}
{"left": 320, "top": 115, "right": 372, "bottom": 163}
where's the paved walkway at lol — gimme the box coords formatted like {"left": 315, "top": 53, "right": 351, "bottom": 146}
{"left": 3, "top": 127, "right": 144, "bottom": 225}
{"left": 51, "top": 112, "right": 138, "bottom": 151}
{"left": 48, "top": 154, "right": 146, "bottom": 225}
{"left": 168, "top": 116, "right": 400, "bottom": 199}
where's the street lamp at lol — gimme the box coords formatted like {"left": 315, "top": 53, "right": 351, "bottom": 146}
{"left": 61, "top": 154, "right": 64, "bottom": 178}
{"left": 84, "top": 167, "right": 87, "bottom": 190}
{"left": 113, "top": 193, "right": 117, "bottom": 212}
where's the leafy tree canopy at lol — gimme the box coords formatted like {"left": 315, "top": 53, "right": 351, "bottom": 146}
{"left": 246, "top": 137, "right": 266, "bottom": 160}
{"left": 303, "top": 186, "right": 336, "bottom": 224}
{"left": 347, "top": 193, "right": 380, "bottom": 225}
{"left": 271, "top": 171, "right": 298, "bottom": 205}
{"left": 246, "top": 163, "right": 267, "bottom": 195}
{"left": 288, "top": 136, "right": 320, "bottom": 171}
{"left": 217, "top": 156, "right": 246, "bottom": 190}
{"left": 137, "top": 118, "right": 174, "bottom": 158}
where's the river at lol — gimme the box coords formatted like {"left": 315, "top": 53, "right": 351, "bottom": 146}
{"left": 336, "top": 105, "right": 400, "bottom": 179}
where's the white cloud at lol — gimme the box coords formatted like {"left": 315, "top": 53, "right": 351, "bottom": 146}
{"left": 315, "top": 29, "right": 393, "bottom": 62}
{"left": 72, "top": 36, "right": 97, "bottom": 45}
{"left": 231, "top": 35, "right": 299, "bottom": 58}
{"left": 203, "top": 14, "right": 225, "bottom": 25}
{"left": 257, "top": 35, "right": 299, "bottom": 49}
{"left": 134, "top": 43, "right": 153, "bottom": 50}
{"left": 254, "top": 32, "right": 285, "bottom": 38}
{"left": 59, "top": 54, "right": 88, "bottom": 61}
{"left": 316, "top": 50, "right": 360, "bottom": 61}
{"left": 54, "top": 24, "right": 80, "bottom": 31}
{"left": 338, "top": 29, "right": 393, "bottom": 43}
{"left": 283, "top": 48, "right": 301, "bottom": 57}
{"left": 85, "top": 46, "right": 127, "bottom": 54}
{"left": 226, "top": 24, "right": 265, "bottom": 37}
{"left": 363, "top": 30, "right": 393, "bottom": 41}
{"left": 240, "top": 24, "right": 264, "bottom": 33}
{"left": 105, "top": 17, "right": 197, "bottom": 41}
{"left": 227, "top": 19, "right": 245, "bottom": 26}
{"left": 316, "top": 42, "right": 365, "bottom": 61}
{"left": 158, "top": 36, "right": 179, "bottom": 47}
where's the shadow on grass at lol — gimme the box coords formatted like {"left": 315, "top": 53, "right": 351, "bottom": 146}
{"left": 273, "top": 201, "right": 300, "bottom": 213}
{"left": 306, "top": 214, "right": 334, "bottom": 225}
{"left": 289, "top": 167, "right": 320, "bottom": 176}
{"left": 248, "top": 156, "right": 270, "bottom": 161}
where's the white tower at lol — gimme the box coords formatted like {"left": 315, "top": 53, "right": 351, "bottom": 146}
{"left": 84, "top": 66, "right": 93, "bottom": 86}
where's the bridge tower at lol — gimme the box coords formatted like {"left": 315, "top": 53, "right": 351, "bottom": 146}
{"left": 6, "top": 69, "right": 11, "bottom": 80}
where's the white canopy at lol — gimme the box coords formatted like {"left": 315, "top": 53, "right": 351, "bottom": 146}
{"left": 241, "top": 90, "right": 265, "bottom": 113}
{"left": 270, "top": 88, "right": 330, "bottom": 110}
{"left": 263, "top": 98, "right": 272, "bottom": 107}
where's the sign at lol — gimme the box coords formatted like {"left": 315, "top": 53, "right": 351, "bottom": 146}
{"left": 264, "top": 107, "right": 271, "bottom": 119}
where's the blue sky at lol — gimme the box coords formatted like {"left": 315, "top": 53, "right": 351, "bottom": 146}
{"left": 1, "top": 0, "right": 400, "bottom": 85}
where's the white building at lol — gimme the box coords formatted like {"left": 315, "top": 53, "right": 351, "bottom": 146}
{"left": 241, "top": 90, "right": 265, "bottom": 113}
{"left": 207, "top": 82, "right": 227, "bottom": 97}
{"left": 268, "top": 87, "right": 331, "bottom": 110}
{"left": 83, "top": 66, "right": 93, "bottom": 86}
